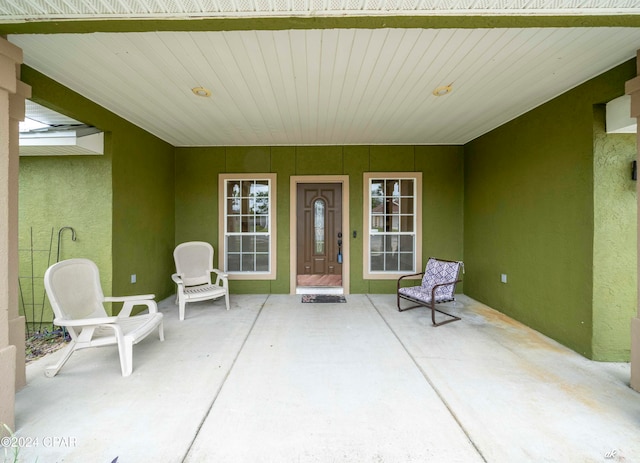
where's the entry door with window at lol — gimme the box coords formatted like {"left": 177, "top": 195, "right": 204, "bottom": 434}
{"left": 296, "top": 183, "right": 342, "bottom": 287}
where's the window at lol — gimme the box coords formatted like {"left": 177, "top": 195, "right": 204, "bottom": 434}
{"left": 363, "top": 173, "right": 422, "bottom": 278}
{"left": 219, "top": 174, "right": 276, "bottom": 279}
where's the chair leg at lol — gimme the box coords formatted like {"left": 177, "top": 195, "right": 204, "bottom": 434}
{"left": 397, "top": 294, "right": 421, "bottom": 312}
{"left": 224, "top": 292, "right": 230, "bottom": 311}
{"left": 179, "top": 298, "right": 186, "bottom": 321}
{"left": 44, "top": 341, "right": 76, "bottom": 377}
{"left": 118, "top": 337, "right": 135, "bottom": 377}
{"left": 158, "top": 320, "right": 165, "bottom": 342}
{"left": 430, "top": 301, "right": 462, "bottom": 327}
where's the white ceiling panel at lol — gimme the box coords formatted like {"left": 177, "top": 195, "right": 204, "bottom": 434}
{"left": 10, "top": 26, "right": 640, "bottom": 146}
{"left": 1, "top": 0, "right": 640, "bottom": 20}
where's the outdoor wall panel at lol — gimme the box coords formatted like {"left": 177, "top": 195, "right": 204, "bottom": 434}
{"left": 464, "top": 59, "right": 637, "bottom": 359}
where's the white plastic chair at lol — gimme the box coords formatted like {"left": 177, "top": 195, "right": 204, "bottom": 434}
{"left": 172, "top": 241, "right": 230, "bottom": 320}
{"left": 43, "top": 258, "right": 164, "bottom": 377}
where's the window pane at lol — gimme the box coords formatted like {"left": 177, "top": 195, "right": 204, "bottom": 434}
{"left": 385, "top": 252, "right": 399, "bottom": 271}
{"left": 399, "top": 235, "right": 414, "bottom": 252}
{"left": 242, "top": 254, "right": 255, "bottom": 272}
{"left": 227, "top": 236, "right": 241, "bottom": 252}
{"left": 371, "top": 235, "right": 383, "bottom": 256}
{"left": 400, "top": 198, "right": 413, "bottom": 214}
{"left": 242, "top": 198, "right": 251, "bottom": 214}
{"left": 227, "top": 216, "right": 241, "bottom": 233}
{"left": 385, "top": 179, "right": 397, "bottom": 196}
{"left": 256, "top": 236, "right": 269, "bottom": 252}
{"left": 227, "top": 198, "right": 240, "bottom": 215}
{"left": 255, "top": 215, "right": 269, "bottom": 232}
{"left": 254, "top": 181, "right": 269, "bottom": 196}
{"left": 371, "top": 180, "right": 384, "bottom": 198}
{"left": 370, "top": 253, "right": 384, "bottom": 271}
{"left": 242, "top": 181, "right": 253, "bottom": 197}
{"left": 242, "top": 235, "right": 255, "bottom": 252}
{"left": 399, "top": 253, "right": 414, "bottom": 271}
{"left": 399, "top": 215, "right": 414, "bottom": 232}
{"left": 400, "top": 179, "right": 414, "bottom": 196}
{"left": 227, "top": 254, "right": 241, "bottom": 272}
{"left": 227, "top": 180, "right": 241, "bottom": 198}
{"left": 254, "top": 197, "right": 269, "bottom": 214}
{"left": 256, "top": 254, "right": 269, "bottom": 272}
{"left": 385, "top": 235, "right": 398, "bottom": 254}
{"left": 241, "top": 216, "right": 254, "bottom": 233}
{"left": 371, "top": 215, "right": 384, "bottom": 233}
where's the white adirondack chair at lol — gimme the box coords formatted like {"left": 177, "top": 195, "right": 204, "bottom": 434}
{"left": 172, "top": 241, "right": 230, "bottom": 320}
{"left": 43, "top": 258, "right": 164, "bottom": 377}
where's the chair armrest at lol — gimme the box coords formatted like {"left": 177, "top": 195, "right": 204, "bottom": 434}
{"left": 397, "top": 272, "right": 424, "bottom": 290}
{"left": 171, "top": 273, "right": 184, "bottom": 285}
{"left": 430, "top": 279, "right": 462, "bottom": 297}
{"left": 104, "top": 295, "right": 155, "bottom": 303}
{"left": 211, "top": 268, "right": 228, "bottom": 279}
{"left": 117, "top": 298, "right": 159, "bottom": 317}
{"left": 53, "top": 316, "right": 119, "bottom": 327}
{"left": 211, "top": 268, "right": 229, "bottom": 289}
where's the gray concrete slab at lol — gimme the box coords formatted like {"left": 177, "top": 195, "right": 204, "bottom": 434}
{"left": 8, "top": 294, "right": 640, "bottom": 463}
{"left": 185, "top": 294, "right": 482, "bottom": 462}
{"left": 12, "top": 294, "right": 265, "bottom": 463}
{"left": 370, "top": 294, "right": 640, "bottom": 463}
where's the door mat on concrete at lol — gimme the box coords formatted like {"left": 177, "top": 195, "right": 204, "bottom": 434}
{"left": 301, "top": 295, "right": 347, "bottom": 303}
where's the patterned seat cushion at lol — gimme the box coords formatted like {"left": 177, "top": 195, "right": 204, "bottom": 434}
{"left": 399, "top": 258, "right": 461, "bottom": 304}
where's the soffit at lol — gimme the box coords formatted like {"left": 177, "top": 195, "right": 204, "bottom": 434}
{"left": 1, "top": 1, "right": 639, "bottom": 20}
{"left": 3, "top": 1, "right": 640, "bottom": 146}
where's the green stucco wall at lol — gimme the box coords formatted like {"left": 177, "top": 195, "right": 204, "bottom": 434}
{"left": 19, "top": 150, "right": 112, "bottom": 327}
{"left": 464, "top": 60, "right": 637, "bottom": 359}
{"left": 592, "top": 105, "right": 637, "bottom": 361}
{"left": 175, "top": 145, "right": 464, "bottom": 294}
{"left": 19, "top": 67, "right": 175, "bottom": 320}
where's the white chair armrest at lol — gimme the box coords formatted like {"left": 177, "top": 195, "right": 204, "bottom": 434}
{"left": 105, "top": 295, "right": 155, "bottom": 302}
{"left": 211, "top": 268, "right": 228, "bottom": 278}
{"left": 118, "top": 299, "right": 158, "bottom": 318}
{"left": 53, "top": 316, "right": 119, "bottom": 327}
{"left": 171, "top": 273, "right": 184, "bottom": 285}
{"left": 211, "top": 269, "right": 228, "bottom": 288}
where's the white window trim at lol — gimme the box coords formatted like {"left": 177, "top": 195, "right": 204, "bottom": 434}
{"left": 218, "top": 173, "right": 277, "bottom": 280}
{"left": 363, "top": 172, "right": 422, "bottom": 280}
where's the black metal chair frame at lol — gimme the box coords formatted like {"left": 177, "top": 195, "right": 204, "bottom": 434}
{"left": 397, "top": 257, "right": 463, "bottom": 327}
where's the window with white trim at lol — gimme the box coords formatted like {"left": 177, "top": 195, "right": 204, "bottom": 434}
{"left": 220, "top": 174, "right": 276, "bottom": 279}
{"left": 364, "top": 173, "right": 421, "bottom": 278}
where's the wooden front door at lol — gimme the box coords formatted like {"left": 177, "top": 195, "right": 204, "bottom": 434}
{"left": 296, "top": 183, "right": 342, "bottom": 287}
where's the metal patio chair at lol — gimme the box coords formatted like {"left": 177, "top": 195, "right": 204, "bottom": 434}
{"left": 397, "top": 257, "right": 464, "bottom": 326}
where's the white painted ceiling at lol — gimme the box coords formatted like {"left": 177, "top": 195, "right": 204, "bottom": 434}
{"left": 4, "top": 0, "right": 640, "bottom": 146}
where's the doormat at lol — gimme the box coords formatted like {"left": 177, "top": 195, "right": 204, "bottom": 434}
{"left": 301, "top": 295, "right": 347, "bottom": 303}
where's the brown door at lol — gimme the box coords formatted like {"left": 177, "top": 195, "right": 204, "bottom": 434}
{"left": 296, "top": 183, "right": 342, "bottom": 287}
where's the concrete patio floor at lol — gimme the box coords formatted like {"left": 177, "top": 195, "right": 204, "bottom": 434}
{"left": 9, "top": 294, "right": 640, "bottom": 462}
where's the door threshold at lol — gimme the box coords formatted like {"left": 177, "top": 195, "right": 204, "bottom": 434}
{"left": 296, "top": 286, "right": 344, "bottom": 295}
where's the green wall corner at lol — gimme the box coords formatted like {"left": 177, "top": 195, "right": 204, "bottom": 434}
{"left": 592, "top": 105, "right": 637, "bottom": 361}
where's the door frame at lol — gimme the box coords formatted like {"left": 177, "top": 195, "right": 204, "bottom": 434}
{"left": 290, "top": 175, "right": 350, "bottom": 295}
